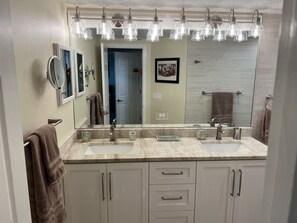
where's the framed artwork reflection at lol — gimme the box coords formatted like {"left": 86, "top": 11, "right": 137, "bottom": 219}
{"left": 155, "top": 58, "right": 180, "bottom": 84}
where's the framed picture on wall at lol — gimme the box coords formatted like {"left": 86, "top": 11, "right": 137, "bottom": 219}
{"left": 53, "top": 43, "right": 75, "bottom": 105}
{"left": 155, "top": 58, "right": 180, "bottom": 84}
{"left": 74, "top": 49, "right": 85, "bottom": 97}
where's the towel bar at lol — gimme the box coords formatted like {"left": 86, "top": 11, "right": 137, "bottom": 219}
{"left": 86, "top": 96, "right": 95, "bottom": 101}
{"left": 202, "top": 91, "right": 242, "bottom": 95}
{"left": 23, "top": 118, "right": 63, "bottom": 147}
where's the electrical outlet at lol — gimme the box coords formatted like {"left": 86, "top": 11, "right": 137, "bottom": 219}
{"left": 153, "top": 93, "right": 162, "bottom": 100}
{"left": 156, "top": 112, "right": 168, "bottom": 120}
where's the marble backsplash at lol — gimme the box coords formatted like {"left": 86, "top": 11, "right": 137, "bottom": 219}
{"left": 76, "top": 127, "right": 252, "bottom": 140}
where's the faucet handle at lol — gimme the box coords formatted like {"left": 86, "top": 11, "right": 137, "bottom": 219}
{"left": 112, "top": 118, "right": 117, "bottom": 127}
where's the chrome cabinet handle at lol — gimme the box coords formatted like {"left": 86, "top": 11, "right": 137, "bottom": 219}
{"left": 231, "top": 170, "right": 236, "bottom": 196}
{"left": 109, "top": 172, "right": 112, "bottom": 200}
{"left": 161, "top": 196, "right": 183, "bottom": 200}
{"left": 117, "top": 99, "right": 123, "bottom": 102}
{"left": 162, "top": 171, "right": 183, "bottom": 175}
{"left": 102, "top": 173, "right": 105, "bottom": 201}
{"left": 237, "top": 169, "right": 243, "bottom": 196}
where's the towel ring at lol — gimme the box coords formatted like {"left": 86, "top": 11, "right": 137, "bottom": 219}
{"left": 265, "top": 95, "right": 273, "bottom": 109}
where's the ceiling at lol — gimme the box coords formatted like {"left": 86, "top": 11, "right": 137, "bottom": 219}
{"left": 62, "top": 0, "right": 283, "bottom": 13}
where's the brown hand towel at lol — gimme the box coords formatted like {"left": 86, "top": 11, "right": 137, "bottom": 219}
{"left": 212, "top": 92, "right": 233, "bottom": 124}
{"left": 262, "top": 108, "right": 271, "bottom": 144}
{"left": 24, "top": 125, "right": 66, "bottom": 223}
{"left": 95, "top": 92, "right": 104, "bottom": 125}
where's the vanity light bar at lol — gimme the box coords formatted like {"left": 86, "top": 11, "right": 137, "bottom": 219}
{"left": 68, "top": 7, "right": 264, "bottom": 42}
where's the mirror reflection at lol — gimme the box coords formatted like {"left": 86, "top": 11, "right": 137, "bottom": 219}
{"left": 71, "top": 29, "right": 258, "bottom": 128}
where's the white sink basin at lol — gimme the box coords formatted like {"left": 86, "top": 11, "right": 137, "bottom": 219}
{"left": 201, "top": 142, "right": 250, "bottom": 153}
{"left": 85, "top": 142, "right": 134, "bottom": 155}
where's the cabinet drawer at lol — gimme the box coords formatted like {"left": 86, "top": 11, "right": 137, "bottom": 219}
{"left": 150, "top": 184, "right": 195, "bottom": 211}
{"left": 150, "top": 211, "right": 194, "bottom": 223}
{"left": 150, "top": 162, "right": 196, "bottom": 184}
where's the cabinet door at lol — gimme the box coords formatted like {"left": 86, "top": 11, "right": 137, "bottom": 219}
{"left": 64, "top": 164, "right": 107, "bottom": 223}
{"left": 233, "top": 160, "right": 266, "bottom": 223}
{"left": 195, "top": 161, "right": 237, "bottom": 223}
{"left": 107, "top": 163, "right": 149, "bottom": 223}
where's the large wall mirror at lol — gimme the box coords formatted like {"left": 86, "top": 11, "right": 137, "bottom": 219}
{"left": 70, "top": 29, "right": 259, "bottom": 128}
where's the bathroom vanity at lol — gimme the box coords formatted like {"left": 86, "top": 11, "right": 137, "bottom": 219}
{"left": 62, "top": 137, "right": 267, "bottom": 223}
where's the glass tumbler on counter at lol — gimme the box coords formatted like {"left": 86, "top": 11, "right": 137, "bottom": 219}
{"left": 129, "top": 131, "right": 137, "bottom": 141}
{"left": 196, "top": 129, "right": 207, "bottom": 140}
{"left": 82, "top": 131, "right": 91, "bottom": 142}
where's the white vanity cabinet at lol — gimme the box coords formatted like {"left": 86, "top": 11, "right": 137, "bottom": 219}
{"left": 64, "top": 163, "right": 148, "bottom": 223}
{"left": 149, "top": 162, "right": 196, "bottom": 223}
{"left": 195, "top": 160, "right": 266, "bottom": 223}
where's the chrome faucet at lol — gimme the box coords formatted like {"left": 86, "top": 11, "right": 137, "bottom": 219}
{"left": 109, "top": 119, "right": 116, "bottom": 142}
{"left": 216, "top": 123, "right": 225, "bottom": 140}
{"left": 208, "top": 117, "right": 216, "bottom": 127}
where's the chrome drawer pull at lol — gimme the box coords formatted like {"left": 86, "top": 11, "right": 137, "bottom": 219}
{"left": 162, "top": 171, "right": 183, "bottom": 175}
{"left": 161, "top": 196, "right": 183, "bottom": 200}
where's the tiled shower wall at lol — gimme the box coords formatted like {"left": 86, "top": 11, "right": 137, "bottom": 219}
{"left": 185, "top": 38, "right": 259, "bottom": 126}
{"left": 252, "top": 14, "right": 282, "bottom": 140}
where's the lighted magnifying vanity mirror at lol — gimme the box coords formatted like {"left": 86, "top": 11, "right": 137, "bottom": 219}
{"left": 70, "top": 28, "right": 259, "bottom": 129}
{"left": 53, "top": 43, "right": 75, "bottom": 105}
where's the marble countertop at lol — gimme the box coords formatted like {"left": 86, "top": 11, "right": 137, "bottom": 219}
{"left": 62, "top": 137, "right": 267, "bottom": 164}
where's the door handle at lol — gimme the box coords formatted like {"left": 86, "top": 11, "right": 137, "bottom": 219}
{"left": 237, "top": 169, "right": 243, "bottom": 196}
{"left": 109, "top": 172, "right": 112, "bottom": 200}
{"left": 231, "top": 170, "right": 236, "bottom": 196}
{"left": 102, "top": 173, "right": 105, "bottom": 201}
{"left": 117, "top": 99, "right": 123, "bottom": 102}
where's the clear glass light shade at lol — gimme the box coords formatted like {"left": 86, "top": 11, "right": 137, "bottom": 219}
{"left": 123, "top": 21, "right": 138, "bottom": 41}
{"left": 83, "top": 28, "right": 93, "bottom": 40}
{"left": 202, "top": 22, "right": 214, "bottom": 37}
{"left": 169, "top": 29, "right": 182, "bottom": 40}
{"left": 70, "top": 20, "right": 86, "bottom": 37}
{"left": 97, "top": 20, "right": 113, "bottom": 36}
{"left": 249, "top": 23, "right": 264, "bottom": 38}
{"left": 234, "top": 30, "right": 248, "bottom": 42}
{"left": 191, "top": 30, "right": 205, "bottom": 41}
{"left": 146, "top": 32, "right": 160, "bottom": 42}
{"left": 102, "top": 30, "right": 115, "bottom": 40}
{"left": 146, "top": 22, "right": 163, "bottom": 42}
{"left": 175, "top": 21, "right": 190, "bottom": 37}
{"left": 226, "top": 23, "right": 239, "bottom": 37}
{"left": 213, "top": 29, "right": 227, "bottom": 42}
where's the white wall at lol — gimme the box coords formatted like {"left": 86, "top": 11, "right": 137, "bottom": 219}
{"left": 0, "top": 0, "right": 31, "bottom": 221}
{"left": 71, "top": 32, "right": 102, "bottom": 128}
{"left": 252, "top": 14, "right": 282, "bottom": 139}
{"left": 150, "top": 37, "right": 188, "bottom": 124}
{"left": 10, "top": 0, "right": 75, "bottom": 145}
